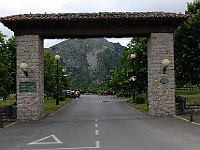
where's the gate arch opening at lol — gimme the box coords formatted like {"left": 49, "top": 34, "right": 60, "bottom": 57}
{"left": 0, "top": 12, "right": 188, "bottom": 121}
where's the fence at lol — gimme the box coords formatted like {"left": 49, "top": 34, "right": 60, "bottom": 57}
{"left": 0, "top": 106, "right": 17, "bottom": 121}
{"left": 176, "top": 103, "right": 200, "bottom": 115}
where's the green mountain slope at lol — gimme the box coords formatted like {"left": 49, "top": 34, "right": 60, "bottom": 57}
{"left": 47, "top": 38, "right": 124, "bottom": 91}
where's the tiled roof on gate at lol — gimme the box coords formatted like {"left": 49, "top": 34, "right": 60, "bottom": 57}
{"left": 0, "top": 12, "right": 188, "bottom": 22}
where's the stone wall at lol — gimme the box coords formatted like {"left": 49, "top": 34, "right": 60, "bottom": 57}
{"left": 16, "top": 35, "right": 44, "bottom": 121}
{"left": 147, "top": 33, "right": 175, "bottom": 116}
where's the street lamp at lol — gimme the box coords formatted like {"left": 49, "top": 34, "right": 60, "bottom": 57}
{"left": 131, "top": 54, "right": 136, "bottom": 59}
{"left": 62, "top": 69, "right": 66, "bottom": 72}
{"left": 130, "top": 54, "right": 136, "bottom": 102}
{"left": 55, "top": 55, "right": 60, "bottom": 105}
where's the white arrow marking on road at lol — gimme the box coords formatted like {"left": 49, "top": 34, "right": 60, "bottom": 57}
{"left": 27, "top": 134, "right": 63, "bottom": 145}
{"left": 26, "top": 141, "right": 100, "bottom": 149}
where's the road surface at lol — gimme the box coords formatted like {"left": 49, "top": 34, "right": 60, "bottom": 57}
{"left": 0, "top": 94, "right": 200, "bottom": 150}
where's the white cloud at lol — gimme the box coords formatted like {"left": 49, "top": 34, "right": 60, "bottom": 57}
{"left": 44, "top": 39, "right": 66, "bottom": 48}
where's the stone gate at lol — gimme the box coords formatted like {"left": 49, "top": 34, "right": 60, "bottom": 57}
{"left": 0, "top": 12, "right": 188, "bottom": 121}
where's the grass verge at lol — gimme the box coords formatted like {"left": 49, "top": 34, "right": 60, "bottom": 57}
{"left": 0, "top": 98, "right": 71, "bottom": 114}
{"left": 186, "top": 96, "right": 200, "bottom": 104}
{"left": 0, "top": 100, "right": 16, "bottom": 106}
{"left": 44, "top": 98, "right": 71, "bottom": 114}
{"left": 176, "top": 90, "right": 200, "bottom": 96}
{"left": 126, "top": 100, "right": 149, "bottom": 113}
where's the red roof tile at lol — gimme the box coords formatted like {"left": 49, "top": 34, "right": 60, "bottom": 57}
{"left": 0, "top": 12, "right": 188, "bottom": 22}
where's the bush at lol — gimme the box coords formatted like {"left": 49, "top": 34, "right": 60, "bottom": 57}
{"left": 59, "top": 96, "right": 65, "bottom": 101}
{"left": 117, "top": 92, "right": 129, "bottom": 97}
{"left": 135, "top": 96, "right": 146, "bottom": 104}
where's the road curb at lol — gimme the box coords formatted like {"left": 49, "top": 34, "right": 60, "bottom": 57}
{"left": 44, "top": 99, "right": 73, "bottom": 117}
{"left": 173, "top": 115, "right": 200, "bottom": 126}
{"left": 3, "top": 121, "right": 17, "bottom": 128}
{"left": 125, "top": 100, "right": 148, "bottom": 114}
{"left": 0, "top": 121, "right": 17, "bottom": 129}
{"left": 1, "top": 99, "right": 73, "bottom": 129}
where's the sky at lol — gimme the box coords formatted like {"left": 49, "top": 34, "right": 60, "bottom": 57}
{"left": 0, "top": 0, "right": 194, "bottom": 48}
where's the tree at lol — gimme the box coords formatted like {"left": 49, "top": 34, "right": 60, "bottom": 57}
{"left": 6, "top": 36, "right": 16, "bottom": 94}
{"left": 120, "top": 38, "right": 148, "bottom": 94}
{"left": 174, "top": 0, "right": 200, "bottom": 87}
{"left": 107, "top": 67, "right": 129, "bottom": 93}
{"left": 44, "top": 51, "right": 70, "bottom": 98}
{"left": 107, "top": 37, "right": 148, "bottom": 96}
{"left": 0, "top": 32, "right": 16, "bottom": 99}
{"left": 44, "top": 51, "right": 57, "bottom": 98}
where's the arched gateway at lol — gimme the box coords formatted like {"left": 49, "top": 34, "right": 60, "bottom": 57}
{"left": 0, "top": 12, "right": 188, "bottom": 121}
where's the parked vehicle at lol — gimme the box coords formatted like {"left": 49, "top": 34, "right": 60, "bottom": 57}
{"left": 75, "top": 91, "right": 80, "bottom": 98}
{"left": 65, "top": 90, "right": 81, "bottom": 98}
{"left": 102, "top": 91, "right": 115, "bottom": 95}
{"left": 65, "top": 90, "right": 71, "bottom": 97}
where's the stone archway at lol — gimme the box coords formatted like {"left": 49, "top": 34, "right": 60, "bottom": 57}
{"left": 0, "top": 12, "right": 188, "bottom": 121}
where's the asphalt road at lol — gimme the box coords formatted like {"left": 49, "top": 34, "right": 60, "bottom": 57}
{"left": 0, "top": 94, "right": 200, "bottom": 150}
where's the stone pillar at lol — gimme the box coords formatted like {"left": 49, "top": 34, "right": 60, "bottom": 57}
{"left": 16, "top": 35, "right": 44, "bottom": 121}
{"left": 147, "top": 33, "right": 175, "bottom": 116}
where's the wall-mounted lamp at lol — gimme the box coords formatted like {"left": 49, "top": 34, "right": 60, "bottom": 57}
{"left": 20, "top": 63, "right": 28, "bottom": 77}
{"left": 161, "top": 59, "right": 170, "bottom": 74}
{"left": 154, "top": 78, "right": 159, "bottom": 84}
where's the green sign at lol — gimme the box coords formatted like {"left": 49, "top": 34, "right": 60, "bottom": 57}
{"left": 160, "top": 78, "right": 169, "bottom": 84}
{"left": 19, "top": 82, "right": 37, "bottom": 92}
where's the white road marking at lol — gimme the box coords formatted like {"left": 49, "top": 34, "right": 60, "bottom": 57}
{"left": 95, "top": 119, "right": 98, "bottom": 122}
{"left": 95, "top": 130, "right": 99, "bottom": 136}
{"left": 27, "top": 135, "right": 62, "bottom": 145}
{"left": 83, "top": 101, "right": 103, "bottom": 103}
{"left": 96, "top": 141, "right": 100, "bottom": 148}
{"left": 95, "top": 123, "right": 98, "bottom": 128}
{"left": 25, "top": 141, "right": 100, "bottom": 149}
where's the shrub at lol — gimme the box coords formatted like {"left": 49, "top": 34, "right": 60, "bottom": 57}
{"left": 117, "top": 92, "right": 129, "bottom": 97}
{"left": 135, "top": 96, "right": 146, "bottom": 104}
{"left": 59, "top": 96, "right": 65, "bottom": 101}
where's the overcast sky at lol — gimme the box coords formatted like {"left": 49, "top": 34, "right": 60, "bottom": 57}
{"left": 0, "top": 0, "right": 194, "bottom": 48}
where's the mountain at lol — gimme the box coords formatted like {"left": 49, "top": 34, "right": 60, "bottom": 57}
{"left": 46, "top": 38, "right": 124, "bottom": 91}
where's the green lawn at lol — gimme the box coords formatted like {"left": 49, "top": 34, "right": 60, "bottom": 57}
{"left": 44, "top": 98, "right": 71, "bottom": 114}
{"left": 0, "top": 100, "right": 16, "bottom": 106}
{"left": 126, "top": 100, "right": 149, "bottom": 112}
{"left": 176, "top": 90, "right": 200, "bottom": 96}
{"left": 0, "top": 98, "right": 71, "bottom": 114}
{"left": 126, "top": 90, "right": 200, "bottom": 112}
{"left": 176, "top": 89, "right": 200, "bottom": 104}
{"left": 185, "top": 96, "right": 200, "bottom": 104}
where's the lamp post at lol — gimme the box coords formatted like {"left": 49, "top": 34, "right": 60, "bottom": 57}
{"left": 130, "top": 54, "right": 136, "bottom": 102}
{"left": 55, "top": 55, "right": 60, "bottom": 105}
